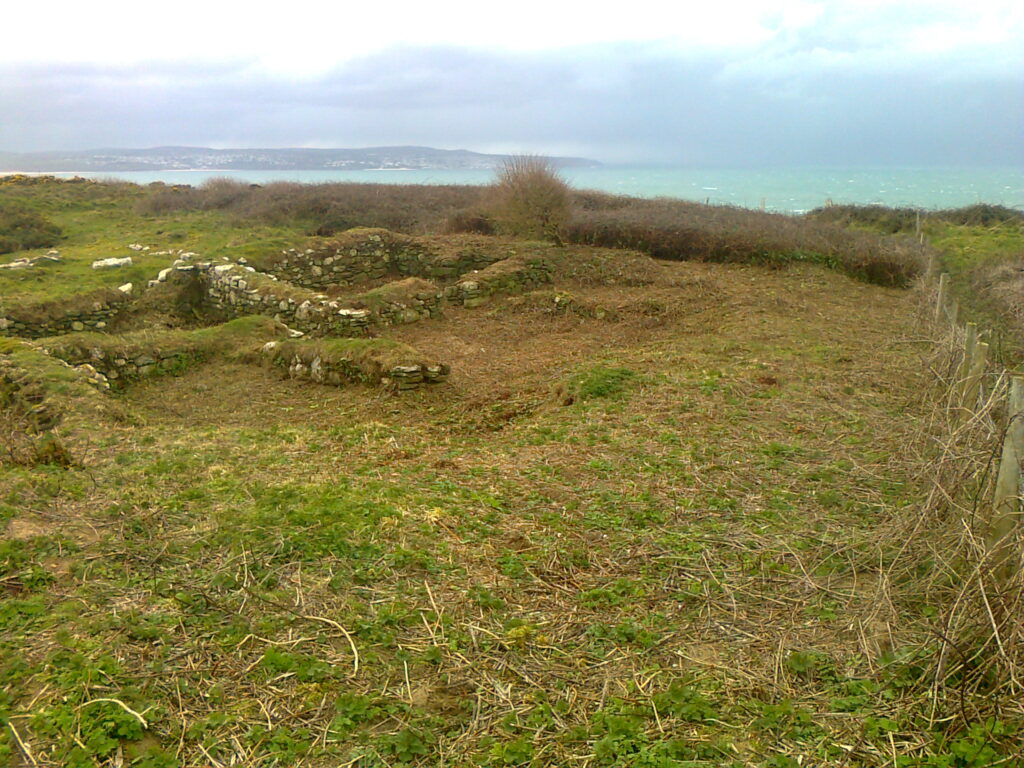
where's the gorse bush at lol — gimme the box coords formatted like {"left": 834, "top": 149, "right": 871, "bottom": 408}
{"left": 0, "top": 202, "right": 62, "bottom": 254}
{"left": 487, "top": 156, "right": 571, "bottom": 243}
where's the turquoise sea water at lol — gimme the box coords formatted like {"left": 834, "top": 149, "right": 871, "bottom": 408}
{"left": 13, "top": 166, "right": 1023, "bottom": 214}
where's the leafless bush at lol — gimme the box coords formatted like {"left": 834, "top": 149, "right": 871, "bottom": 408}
{"left": 970, "top": 253, "right": 1024, "bottom": 337}
{"left": 135, "top": 180, "right": 485, "bottom": 234}
{"left": 487, "top": 156, "right": 571, "bottom": 242}
{"left": 564, "top": 196, "right": 928, "bottom": 286}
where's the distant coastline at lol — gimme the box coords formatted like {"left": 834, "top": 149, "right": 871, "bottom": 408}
{"left": 3, "top": 166, "right": 1021, "bottom": 214}
{"left": 0, "top": 145, "right": 602, "bottom": 174}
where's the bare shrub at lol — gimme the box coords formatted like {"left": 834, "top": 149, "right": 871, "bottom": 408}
{"left": 971, "top": 252, "right": 1024, "bottom": 337}
{"left": 564, "top": 196, "right": 928, "bottom": 287}
{"left": 0, "top": 202, "right": 62, "bottom": 254}
{"left": 198, "top": 177, "right": 252, "bottom": 209}
{"left": 134, "top": 184, "right": 203, "bottom": 215}
{"left": 807, "top": 202, "right": 1024, "bottom": 232}
{"left": 135, "top": 180, "right": 485, "bottom": 234}
{"left": 443, "top": 209, "right": 494, "bottom": 235}
{"left": 488, "top": 156, "right": 571, "bottom": 242}
{"left": 128, "top": 174, "right": 927, "bottom": 286}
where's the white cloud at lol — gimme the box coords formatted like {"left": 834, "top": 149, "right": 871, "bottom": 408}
{"left": 11, "top": 0, "right": 1020, "bottom": 76}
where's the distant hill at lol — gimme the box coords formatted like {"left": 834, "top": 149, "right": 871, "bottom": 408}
{"left": 0, "top": 146, "right": 601, "bottom": 172}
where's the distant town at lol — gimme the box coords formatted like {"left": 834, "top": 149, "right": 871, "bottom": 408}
{"left": 0, "top": 146, "right": 601, "bottom": 173}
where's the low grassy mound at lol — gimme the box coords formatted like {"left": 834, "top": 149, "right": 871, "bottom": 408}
{"left": 0, "top": 201, "right": 62, "bottom": 254}
{"left": 0, "top": 337, "right": 112, "bottom": 465}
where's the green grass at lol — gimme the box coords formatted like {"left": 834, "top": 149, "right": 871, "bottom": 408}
{"left": 3, "top": 181, "right": 1023, "bottom": 767}
{"left": 0, "top": 177, "right": 304, "bottom": 305}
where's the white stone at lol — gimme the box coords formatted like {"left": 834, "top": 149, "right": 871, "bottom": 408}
{"left": 92, "top": 257, "right": 132, "bottom": 269}
{"left": 157, "top": 268, "right": 172, "bottom": 282}
{"left": 213, "top": 264, "right": 234, "bottom": 274}
{"left": 117, "top": 283, "right": 133, "bottom": 294}
{"left": 310, "top": 356, "right": 324, "bottom": 382}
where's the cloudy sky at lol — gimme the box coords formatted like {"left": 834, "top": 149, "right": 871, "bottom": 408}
{"left": 2, "top": 0, "right": 1022, "bottom": 165}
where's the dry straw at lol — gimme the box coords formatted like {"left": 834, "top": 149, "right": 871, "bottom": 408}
{"left": 882, "top": 273, "right": 1024, "bottom": 731}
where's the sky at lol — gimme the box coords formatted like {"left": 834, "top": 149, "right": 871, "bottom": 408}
{"left": 1, "top": 0, "right": 1022, "bottom": 165}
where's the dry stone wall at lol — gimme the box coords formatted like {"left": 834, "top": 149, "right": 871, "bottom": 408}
{"left": 446, "top": 257, "right": 553, "bottom": 307}
{"left": 197, "top": 263, "right": 372, "bottom": 336}
{"left": 1, "top": 229, "right": 553, "bottom": 346}
{"left": 42, "top": 343, "right": 194, "bottom": 388}
{"left": 264, "top": 229, "right": 506, "bottom": 289}
{"left": 260, "top": 339, "right": 450, "bottom": 392}
{"left": 0, "top": 290, "right": 132, "bottom": 339}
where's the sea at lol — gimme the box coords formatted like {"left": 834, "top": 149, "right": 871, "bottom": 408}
{"left": 11, "top": 166, "right": 1024, "bottom": 214}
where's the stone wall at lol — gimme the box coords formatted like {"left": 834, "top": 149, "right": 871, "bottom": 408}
{"left": 261, "top": 338, "right": 450, "bottom": 392}
{"left": 38, "top": 316, "right": 285, "bottom": 390}
{"left": 42, "top": 344, "right": 194, "bottom": 388}
{"left": 0, "top": 289, "right": 132, "bottom": 339}
{"left": 196, "top": 254, "right": 551, "bottom": 334}
{"left": 445, "top": 257, "right": 553, "bottom": 307}
{"left": 197, "top": 263, "right": 372, "bottom": 337}
{"left": 263, "top": 229, "right": 506, "bottom": 289}
{"left": 197, "top": 265, "right": 449, "bottom": 335}
{"left": 347, "top": 278, "right": 445, "bottom": 326}
{"left": 1, "top": 231, "right": 553, "bottom": 345}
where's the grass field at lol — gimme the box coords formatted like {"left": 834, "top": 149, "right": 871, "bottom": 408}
{"left": 2, "top": 178, "right": 1023, "bottom": 767}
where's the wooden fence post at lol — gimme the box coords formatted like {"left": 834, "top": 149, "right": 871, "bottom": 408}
{"left": 963, "top": 323, "right": 978, "bottom": 372}
{"left": 935, "top": 273, "right": 949, "bottom": 323}
{"left": 959, "top": 341, "right": 989, "bottom": 424}
{"left": 955, "top": 323, "right": 979, "bottom": 403}
{"left": 989, "top": 377, "right": 1024, "bottom": 580}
